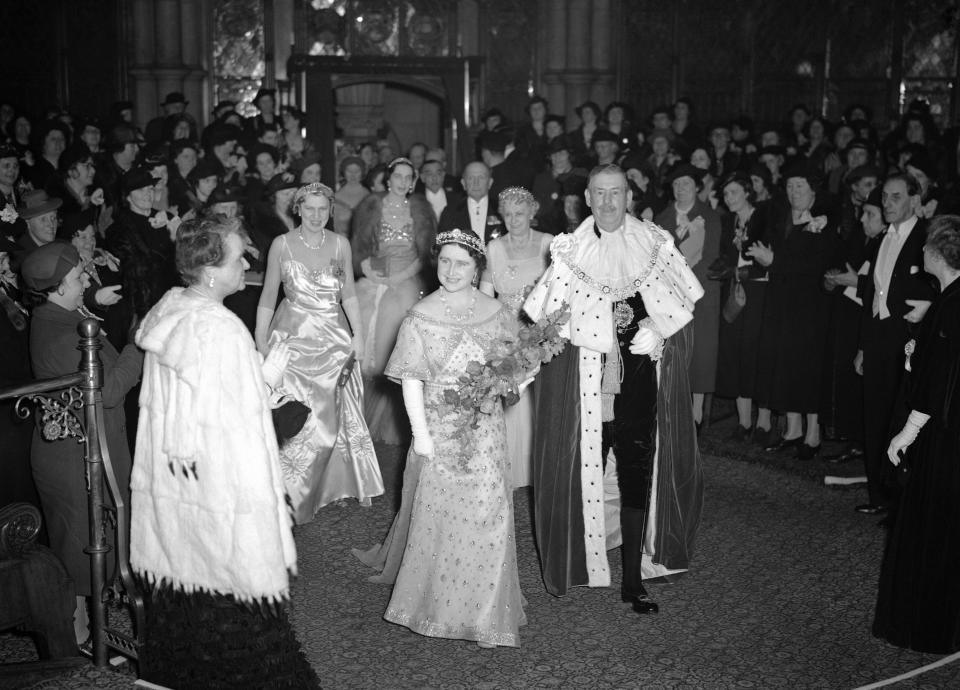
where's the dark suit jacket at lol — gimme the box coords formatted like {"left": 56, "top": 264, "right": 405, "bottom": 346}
{"left": 413, "top": 174, "right": 460, "bottom": 197}
{"left": 416, "top": 186, "right": 464, "bottom": 221}
{"left": 438, "top": 196, "right": 503, "bottom": 244}
{"left": 857, "top": 217, "right": 937, "bottom": 352}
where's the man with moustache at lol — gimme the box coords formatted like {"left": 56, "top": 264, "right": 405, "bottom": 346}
{"left": 523, "top": 164, "right": 704, "bottom": 614}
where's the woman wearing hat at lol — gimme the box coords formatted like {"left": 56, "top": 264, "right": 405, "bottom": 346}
{"left": 57, "top": 209, "right": 123, "bottom": 329}
{"left": 279, "top": 105, "right": 317, "bottom": 168}
{"left": 604, "top": 101, "right": 639, "bottom": 157}
{"left": 568, "top": 101, "right": 603, "bottom": 169}
{"left": 748, "top": 162, "right": 838, "bottom": 458}
{"left": 16, "top": 189, "right": 62, "bottom": 253}
{"left": 26, "top": 121, "right": 70, "bottom": 191}
{"left": 46, "top": 146, "right": 103, "bottom": 226}
{"left": 167, "top": 140, "right": 199, "bottom": 215}
{"left": 256, "top": 183, "right": 381, "bottom": 522}
{"left": 252, "top": 171, "right": 300, "bottom": 248}
{"left": 715, "top": 173, "right": 772, "bottom": 441}
{"left": 656, "top": 163, "right": 722, "bottom": 430}
{"left": 21, "top": 241, "right": 142, "bottom": 650}
{"left": 103, "top": 167, "right": 178, "bottom": 347}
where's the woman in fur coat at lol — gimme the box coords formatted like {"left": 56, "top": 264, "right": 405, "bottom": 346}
{"left": 350, "top": 156, "right": 436, "bottom": 444}
{"left": 131, "top": 216, "right": 318, "bottom": 688}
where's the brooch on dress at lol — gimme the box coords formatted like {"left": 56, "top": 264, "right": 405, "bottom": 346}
{"left": 613, "top": 301, "right": 634, "bottom": 333}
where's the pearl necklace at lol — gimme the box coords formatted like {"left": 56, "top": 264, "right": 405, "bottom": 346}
{"left": 299, "top": 228, "right": 326, "bottom": 250}
{"left": 439, "top": 286, "right": 477, "bottom": 322}
{"left": 507, "top": 230, "right": 533, "bottom": 251}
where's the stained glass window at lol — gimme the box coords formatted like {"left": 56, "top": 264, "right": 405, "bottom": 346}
{"left": 213, "top": 0, "right": 266, "bottom": 116}
{"left": 296, "top": 0, "right": 453, "bottom": 57}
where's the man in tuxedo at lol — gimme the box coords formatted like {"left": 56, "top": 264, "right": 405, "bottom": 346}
{"left": 417, "top": 159, "right": 462, "bottom": 222}
{"left": 854, "top": 173, "right": 936, "bottom": 515}
{"left": 438, "top": 161, "right": 503, "bottom": 243}
{"left": 413, "top": 148, "right": 459, "bottom": 195}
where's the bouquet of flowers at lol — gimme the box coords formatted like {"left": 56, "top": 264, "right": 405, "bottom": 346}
{"left": 436, "top": 303, "right": 571, "bottom": 431}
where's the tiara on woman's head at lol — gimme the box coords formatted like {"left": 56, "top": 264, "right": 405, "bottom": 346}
{"left": 436, "top": 228, "right": 485, "bottom": 255}
{"left": 294, "top": 182, "right": 334, "bottom": 206}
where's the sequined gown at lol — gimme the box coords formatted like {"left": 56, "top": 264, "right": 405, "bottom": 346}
{"left": 269, "top": 235, "right": 382, "bottom": 524}
{"left": 356, "top": 217, "right": 427, "bottom": 444}
{"left": 486, "top": 235, "right": 551, "bottom": 489}
{"left": 376, "top": 306, "right": 526, "bottom": 647}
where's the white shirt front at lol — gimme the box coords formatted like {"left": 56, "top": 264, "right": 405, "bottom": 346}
{"left": 425, "top": 187, "right": 447, "bottom": 220}
{"left": 467, "top": 196, "right": 488, "bottom": 237}
{"left": 873, "top": 215, "right": 918, "bottom": 319}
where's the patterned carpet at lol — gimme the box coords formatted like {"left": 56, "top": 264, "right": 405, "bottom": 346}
{"left": 3, "top": 415, "right": 959, "bottom": 689}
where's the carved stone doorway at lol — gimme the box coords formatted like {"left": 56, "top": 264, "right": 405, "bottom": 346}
{"left": 287, "top": 55, "right": 481, "bottom": 186}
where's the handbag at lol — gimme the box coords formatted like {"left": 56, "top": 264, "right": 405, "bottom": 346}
{"left": 722, "top": 276, "right": 746, "bottom": 323}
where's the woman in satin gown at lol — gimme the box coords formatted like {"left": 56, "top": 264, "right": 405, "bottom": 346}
{"left": 256, "top": 183, "right": 382, "bottom": 524}
{"left": 479, "top": 187, "right": 551, "bottom": 489}
{"left": 351, "top": 157, "right": 436, "bottom": 444}
{"left": 355, "top": 228, "right": 526, "bottom": 648}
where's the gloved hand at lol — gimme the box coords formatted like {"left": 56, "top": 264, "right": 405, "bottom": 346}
{"left": 629, "top": 327, "right": 661, "bottom": 356}
{"left": 887, "top": 410, "right": 930, "bottom": 465}
{"left": 402, "top": 379, "right": 434, "bottom": 458}
{"left": 262, "top": 341, "right": 291, "bottom": 389}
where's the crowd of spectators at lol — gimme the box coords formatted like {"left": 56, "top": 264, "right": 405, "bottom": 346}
{"left": 1, "top": 86, "right": 956, "bottom": 560}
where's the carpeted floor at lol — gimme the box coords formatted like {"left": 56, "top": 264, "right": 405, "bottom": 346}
{"left": 3, "top": 415, "right": 958, "bottom": 689}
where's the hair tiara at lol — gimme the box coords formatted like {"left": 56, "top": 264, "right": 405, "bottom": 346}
{"left": 294, "top": 182, "right": 334, "bottom": 208}
{"left": 498, "top": 186, "right": 537, "bottom": 208}
{"left": 436, "top": 228, "right": 485, "bottom": 255}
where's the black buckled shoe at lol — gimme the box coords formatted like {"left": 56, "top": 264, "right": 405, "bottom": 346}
{"left": 765, "top": 436, "right": 803, "bottom": 452}
{"left": 621, "top": 592, "right": 659, "bottom": 615}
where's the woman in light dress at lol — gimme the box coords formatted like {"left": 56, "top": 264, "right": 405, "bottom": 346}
{"left": 479, "top": 187, "right": 551, "bottom": 489}
{"left": 351, "top": 157, "right": 436, "bottom": 444}
{"left": 332, "top": 156, "right": 368, "bottom": 236}
{"left": 356, "top": 227, "right": 526, "bottom": 648}
{"left": 255, "top": 183, "right": 382, "bottom": 524}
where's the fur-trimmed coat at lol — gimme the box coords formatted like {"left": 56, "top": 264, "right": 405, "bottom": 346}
{"left": 349, "top": 192, "right": 436, "bottom": 277}
{"left": 131, "top": 288, "right": 297, "bottom": 603}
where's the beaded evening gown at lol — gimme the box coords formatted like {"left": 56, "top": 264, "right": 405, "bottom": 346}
{"left": 269, "top": 235, "right": 382, "bottom": 524}
{"left": 486, "top": 235, "right": 551, "bottom": 489}
{"left": 358, "top": 306, "right": 526, "bottom": 646}
{"left": 356, "top": 217, "right": 427, "bottom": 444}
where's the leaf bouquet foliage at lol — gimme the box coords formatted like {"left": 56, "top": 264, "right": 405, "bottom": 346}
{"left": 436, "top": 303, "right": 571, "bottom": 430}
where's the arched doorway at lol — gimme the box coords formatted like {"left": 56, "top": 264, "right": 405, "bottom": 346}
{"left": 335, "top": 78, "right": 445, "bottom": 158}
{"left": 288, "top": 55, "right": 481, "bottom": 186}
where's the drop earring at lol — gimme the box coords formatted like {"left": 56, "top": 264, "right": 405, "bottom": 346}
{"left": 208, "top": 275, "right": 215, "bottom": 288}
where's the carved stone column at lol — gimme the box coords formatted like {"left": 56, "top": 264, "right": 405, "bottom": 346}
{"left": 541, "top": 0, "right": 567, "bottom": 119}
{"left": 127, "top": 0, "right": 211, "bottom": 129}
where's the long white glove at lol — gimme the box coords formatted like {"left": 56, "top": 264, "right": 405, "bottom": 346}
{"left": 887, "top": 410, "right": 931, "bottom": 465}
{"left": 262, "top": 341, "right": 291, "bottom": 390}
{"left": 255, "top": 306, "right": 275, "bottom": 355}
{"left": 629, "top": 326, "right": 663, "bottom": 356}
{"left": 402, "top": 379, "right": 434, "bottom": 457}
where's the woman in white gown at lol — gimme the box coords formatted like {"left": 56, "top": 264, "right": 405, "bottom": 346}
{"left": 357, "top": 228, "right": 526, "bottom": 648}
{"left": 479, "top": 187, "right": 551, "bottom": 489}
{"left": 255, "top": 183, "right": 382, "bottom": 524}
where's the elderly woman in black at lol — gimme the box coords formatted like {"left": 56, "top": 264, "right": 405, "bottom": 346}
{"left": 874, "top": 215, "right": 960, "bottom": 653}
{"left": 748, "top": 162, "right": 837, "bottom": 458}
{"left": 22, "top": 241, "right": 142, "bottom": 650}
{"left": 715, "top": 173, "right": 772, "bottom": 441}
